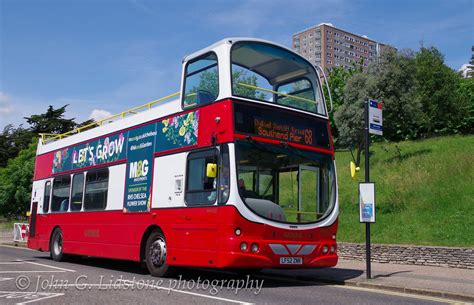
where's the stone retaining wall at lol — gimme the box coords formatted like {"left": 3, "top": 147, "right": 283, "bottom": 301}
{"left": 338, "top": 242, "right": 474, "bottom": 269}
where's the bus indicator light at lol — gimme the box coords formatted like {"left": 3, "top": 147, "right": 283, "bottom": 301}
{"left": 251, "top": 243, "right": 259, "bottom": 253}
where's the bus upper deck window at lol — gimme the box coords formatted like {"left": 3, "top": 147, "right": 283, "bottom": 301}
{"left": 231, "top": 41, "right": 325, "bottom": 115}
{"left": 183, "top": 53, "right": 219, "bottom": 109}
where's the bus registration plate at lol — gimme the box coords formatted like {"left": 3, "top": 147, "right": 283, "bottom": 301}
{"left": 280, "top": 257, "right": 302, "bottom": 265}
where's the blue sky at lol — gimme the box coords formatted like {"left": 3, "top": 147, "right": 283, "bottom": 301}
{"left": 1, "top": 0, "right": 473, "bottom": 128}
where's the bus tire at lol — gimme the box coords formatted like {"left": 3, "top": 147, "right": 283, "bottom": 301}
{"left": 50, "top": 228, "right": 66, "bottom": 262}
{"left": 145, "top": 230, "right": 174, "bottom": 277}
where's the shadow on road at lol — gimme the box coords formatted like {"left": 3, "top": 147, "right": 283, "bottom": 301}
{"left": 33, "top": 254, "right": 364, "bottom": 288}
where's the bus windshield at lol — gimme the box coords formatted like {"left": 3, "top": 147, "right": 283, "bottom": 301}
{"left": 235, "top": 140, "right": 336, "bottom": 224}
{"left": 231, "top": 41, "right": 326, "bottom": 115}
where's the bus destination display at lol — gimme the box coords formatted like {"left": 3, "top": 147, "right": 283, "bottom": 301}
{"left": 234, "top": 102, "right": 331, "bottom": 149}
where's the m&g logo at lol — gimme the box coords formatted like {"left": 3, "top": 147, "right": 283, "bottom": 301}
{"left": 129, "top": 159, "right": 149, "bottom": 178}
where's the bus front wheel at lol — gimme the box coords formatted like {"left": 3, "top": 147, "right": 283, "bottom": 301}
{"left": 145, "top": 230, "right": 174, "bottom": 277}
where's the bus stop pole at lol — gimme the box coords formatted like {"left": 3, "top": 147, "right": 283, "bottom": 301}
{"left": 364, "top": 99, "right": 372, "bottom": 280}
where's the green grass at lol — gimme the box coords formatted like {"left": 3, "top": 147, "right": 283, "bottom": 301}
{"left": 335, "top": 135, "right": 474, "bottom": 247}
{"left": 0, "top": 218, "right": 18, "bottom": 231}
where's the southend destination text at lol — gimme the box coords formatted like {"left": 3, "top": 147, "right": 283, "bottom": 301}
{"left": 254, "top": 118, "right": 311, "bottom": 144}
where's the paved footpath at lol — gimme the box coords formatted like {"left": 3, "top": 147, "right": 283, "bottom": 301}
{"left": 264, "top": 259, "right": 474, "bottom": 302}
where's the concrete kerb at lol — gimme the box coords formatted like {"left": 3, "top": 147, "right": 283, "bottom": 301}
{"left": 256, "top": 270, "right": 474, "bottom": 303}
{"left": 338, "top": 278, "right": 474, "bottom": 303}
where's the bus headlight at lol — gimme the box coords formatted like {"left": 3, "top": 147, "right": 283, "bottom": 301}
{"left": 330, "top": 245, "right": 335, "bottom": 253}
{"left": 240, "top": 242, "right": 248, "bottom": 252}
{"left": 322, "top": 245, "right": 328, "bottom": 254}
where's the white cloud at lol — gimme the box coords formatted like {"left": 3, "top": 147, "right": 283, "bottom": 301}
{"left": 89, "top": 109, "right": 112, "bottom": 121}
{"left": 0, "top": 92, "right": 14, "bottom": 115}
{"left": 205, "top": 0, "right": 349, "bottom": 47}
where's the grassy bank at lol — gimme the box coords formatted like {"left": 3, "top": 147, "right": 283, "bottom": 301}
{"left": 335, "top": 135, "right": 474, "bottom": 247}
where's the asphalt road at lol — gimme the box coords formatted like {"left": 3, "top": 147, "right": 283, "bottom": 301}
{"left": 0, "top": 245, "right": 460, "bottom": 305}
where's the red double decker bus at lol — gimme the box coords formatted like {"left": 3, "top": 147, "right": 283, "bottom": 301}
{"left": 28, "top": 38, "right": 338, "bottom": 277}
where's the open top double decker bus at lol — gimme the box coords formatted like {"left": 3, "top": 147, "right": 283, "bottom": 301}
{"left": 28, "top": 38, "right": 338, "bottom": 277}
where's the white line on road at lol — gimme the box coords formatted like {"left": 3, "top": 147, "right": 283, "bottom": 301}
{"left": 18, "top": 260, "right": 76, "bottom": 273}
{"left": 0, "top": 278, "right": 13, "bottom": 282}
{"left": 0, "top": 291, "right": 64, "bottom": 305}
{"left": 123, "top": 279, "right": 253, "bottom": 305}
{"left": 55, "top": 282, "right": 254, "bottom": 305}
{"left": 0, "top": 271, "right": 66, "bottom": 273}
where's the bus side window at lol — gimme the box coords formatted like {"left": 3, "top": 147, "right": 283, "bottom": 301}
{"left": 185, "top": 150, "right": 218, "bottom": 206}
{"left": 51, "top": 176, "right": 71, "bottom": 212}
{"left": 182, "top": 52, "right": 219, "bottom": 109}
{"left": 43, "top": 181, "right": 51, "bottom": 213}
{"left": 84, "top": 168, "right": 109, "bottom": 210}
{"left": 71, "top": 173, "right": 84, "bottom": 211}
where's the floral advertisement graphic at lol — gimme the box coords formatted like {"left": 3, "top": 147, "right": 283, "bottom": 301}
{"left": 156, "top": 110, "right": 199, "bottom": 152}
{"left": 52, "top": 148, "right": 70, "bottom": 174}
{"left": 51, "top": 132, "right": 127, "bottom": 174}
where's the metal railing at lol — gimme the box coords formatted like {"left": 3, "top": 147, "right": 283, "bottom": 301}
{"left": 39, "top": 91, "right": 180, "bottom": 144}
{"left": 236, "top": 82, "right": 319, "bottom": 105}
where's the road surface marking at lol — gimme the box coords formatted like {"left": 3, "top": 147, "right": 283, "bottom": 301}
{"left": 121, "top": 279, "right": 254, "bottom": 305}
{"left": 18, "top": 260, "right": 76, "bottom": 273}
{"left": 0, "top": 271, "right": 66, "bottom": 273}
{"left": 0, "top": 291, "right": 64, "bottom": 305}
{"left": 0, "top": 278, "right": 14, "bottom": 282}
{"left": 55, "top": 282, "right": 253, "bottom": 305}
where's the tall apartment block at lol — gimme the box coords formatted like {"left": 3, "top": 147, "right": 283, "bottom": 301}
{"left": 292, "top": 23, "right": 394, "bottom": 71}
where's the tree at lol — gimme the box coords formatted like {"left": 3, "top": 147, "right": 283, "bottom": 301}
{"left": 0, "top": 105, "right": 97, "bottom": 217}
{"left": 334, "top": 73, "right": 375, "bottom": 165}
{"left": 368, "top": 49, "right": 423, "bottom": 141}
{"left": 0, "top": 125, "right": 34, "bottom": 167}
{"left": 457, "top": 77, "right": 474, "bottom": 133}
{"left": 0, "top": 141, "right": 36, "bottom": 218}
{"left": 414, "top": 47, "right": 463, "bottom": 136}
{"left": 325, "top": 65, "right": 361, "bottom": 141}
{"left": 24, "top": 105, "right": 77, "bottom": 135}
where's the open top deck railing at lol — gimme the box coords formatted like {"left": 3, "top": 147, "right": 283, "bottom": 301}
{"left": 39, "top": 91, "right": 180, "bottom": 144}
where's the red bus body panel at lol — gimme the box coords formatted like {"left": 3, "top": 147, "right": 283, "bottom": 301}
{"left": 28, "top": 99, "right": 338, "bottom": 269}
{"left": 28, "top": 205, "right": 338, "bottom": 268}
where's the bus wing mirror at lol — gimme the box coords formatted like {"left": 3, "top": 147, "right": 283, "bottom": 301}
{"left": 206, "top": 163, "right": 217, "bottom": 178}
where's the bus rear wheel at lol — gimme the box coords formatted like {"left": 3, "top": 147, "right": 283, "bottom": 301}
{"left": 145, "top": 230, "right": 174, "bottom": 277}
{"left": 50, "top": 229, "right": 65, "bottom": 262}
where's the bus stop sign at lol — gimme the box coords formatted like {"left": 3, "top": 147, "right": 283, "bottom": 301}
{"left": 368, "top": 99, "right": 383, "bottom": 135}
